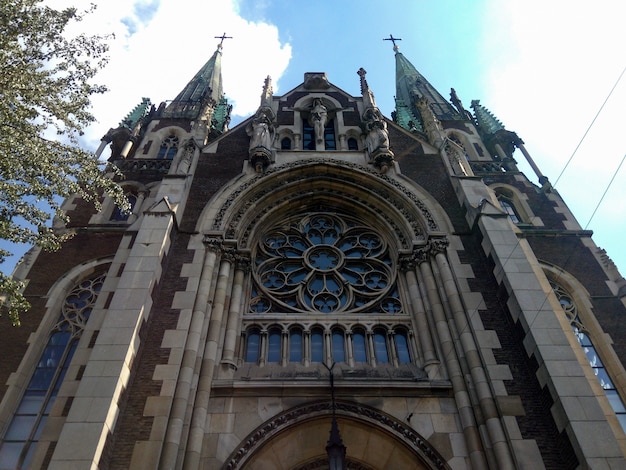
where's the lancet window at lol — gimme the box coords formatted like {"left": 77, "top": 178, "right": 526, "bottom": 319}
{"left": 157, "top": 134, "right": 179, "bottom": 159}
{"left": 551, "top": 281, "right": 626, "bottom": 431}
{"left": 242, "top": 324, "right": 414, "bottom": 368}
{"left": 0, "top": 274, "right": 105, "bottom": 469}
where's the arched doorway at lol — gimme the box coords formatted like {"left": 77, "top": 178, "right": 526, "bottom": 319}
{"left": 224, "top": 401, "right": 451, "bottom": 470}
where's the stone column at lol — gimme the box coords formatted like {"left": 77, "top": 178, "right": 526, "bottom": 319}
{"left": 346, "top": 331, "right": 355, "bottom": 368}
{"left": 183, "top": 247, "right": 235, "bottom": 470}
{"left": 259, "top": 330, "right": 268, "bottom": 367}
{"left": 221, "top": 254, "right": 250, "bottom": 370}
{"left": 303, "top": 330, "right": 311, "bottom": 367}
{"left": 366, "top": 330, "right": 376, "bottom": 367}
{"left": 159, "top": 239, "right": 221, "bottom": 470}
{"left": 415, "top": 246, "right": 489, "bottom": 470}
{"left": 401, "top": 254, "right": 441, "bottom": 378}
{"left": 281, "top": 330, "right": 288, "bottom": 366}
{"left": 430, "top": 238, "right": 515, "bottom": 469}
{"left": 325, "top": 330, "right": 332, "bottom": 365}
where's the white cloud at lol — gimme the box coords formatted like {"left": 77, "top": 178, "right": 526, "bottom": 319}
{"left": 45, "top": 0, "right": 291, "bottom": 149}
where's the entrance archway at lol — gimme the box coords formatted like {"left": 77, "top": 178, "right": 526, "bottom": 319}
{"left": 223, "top": 401, "right": 451, "bottom": 470}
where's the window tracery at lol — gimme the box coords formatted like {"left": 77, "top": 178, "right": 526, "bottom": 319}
{"left": 551, "top": 281, "right": 626, "bottom": 431}
{"left": 250, "top": 213, "right": 401, "bottom": 315}
{"left": 0, "top": 274, "right": 105, "bottom": 469}
{"left": 157, "top": 134, "right": 179, "bottom": 159}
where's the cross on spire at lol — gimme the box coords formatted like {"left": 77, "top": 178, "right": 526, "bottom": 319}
{"left": 383, "top": 34, "right": 402, "bottom": 50}
{"left": 215, "top": 32, "right": 233, "bottom": 46}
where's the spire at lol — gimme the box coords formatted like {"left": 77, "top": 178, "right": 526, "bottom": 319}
{"left": 470, "top": 100, "right": 505, "bottom": 135}
{"left": 391, "top": 42, "right": 461, "bottom": 131}
{"left": 162, "top": 42, "right": 226, "bottom": 120}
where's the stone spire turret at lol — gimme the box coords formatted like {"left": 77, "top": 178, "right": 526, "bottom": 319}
{"left": 161, "top": 40, "right": 231, "bottom": 137}
{"left": 392, "top": 42, "right": 461, "bottom": 131}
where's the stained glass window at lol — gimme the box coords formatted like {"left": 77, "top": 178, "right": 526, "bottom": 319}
{"left": 0, "top": 274, "right": 105, "bottom": 469}
{"left": 157, "top": 134, "right": 179, "bottom": 159}
{"left": 552, "top": 281, "right": 626, "bottom": 432}
{"left": 251, "top": 212, "right": 401, "bottom": 314}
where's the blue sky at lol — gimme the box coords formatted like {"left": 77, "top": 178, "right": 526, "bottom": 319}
{"left": 4, "top": 0, "right": 626, "bottom": 280}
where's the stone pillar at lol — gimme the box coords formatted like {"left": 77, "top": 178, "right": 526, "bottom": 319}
{"left": 325, "top": 330, "right": 332, "bottom": 365}
{"left": 281, "top": 330, "right": 288, "bottom": 366}
{"left": 430, "top": 238, "right": 514, "bottom": 469}
{"left": 159, "top": 238, "right": 220, "bottom": 470}
{"left": 346, "top": 331, "right": 355, "bottom": 367}
{"left": 414, "top": 246, "right": 489, "bottom": 470}
{"left": 259, "top": 331, "right": 268, "bottom": 367}
{"left": 221, "top": 254, "right": 250, "bottom": 370}
{"left": 183, "top": 247, "right": 236, "bottom": 470}
{"left": 366, "top": 330, "right": 376, "bottom": 368}
{"left": 401, "top": 254, "right": 441, "bottom": 379}
{"left": 303, "top": 330, "right": 311, "bottom": 367}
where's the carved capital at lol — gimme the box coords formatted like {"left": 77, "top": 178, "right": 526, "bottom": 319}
{"left": 429, "top": 238, "right": 449, "bottom": 255}
{"left": 236, "top": 254, "right": 251, "bottom": 272}
{"left": 412, "top": 246, "right": 430, "bottom": 265}
{"left": 222, "top": 247, "right": 238, "bottom": 263}
{"left": 399, "top": 254, "right": 416, "bottom": 271}
{"left": 203, "top": 236, "right": 224, "bottom": 253}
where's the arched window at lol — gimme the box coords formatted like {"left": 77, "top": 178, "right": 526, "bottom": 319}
{"left": 157, "top": 134, "right": 179, "bottom": 159}
{"left": 324, "top": 120, "right": 336, "bottom": 150}
{"left": 395, "top": 330, "right": 411, "bottom": 364}
{"left": 267, "top": 329, "right": 282, "bottom": 363}
{"left": 311, "top": 328, "right": 324, "bottom": 363}
{"left": 245, "top": 328, "right": 261, "bottom": 363}
{"left": 347, "top": 138, "right": 359, "bottom": 151}
{"left": 498, "top": 196, "right": 521, "bottom": 224}
{"left": 0, "top": 274, "right": 105, "bottom": 469}
{"left": 373, "top": 329, "right": 389, "bottom": 363}
{"left": 352, "top": 329, "right": 367, "bottom": 363}
{"left": 302, "top": 120, "right": 315, "bottom": 150}
{"left": 281, "top": 137, "right": 292, "bottom": 150}
{"left": 109, "top": 192, "right": 137, "bottom": 222}
{"left": 289, "top": 327, "right": 303, "bottom": 363}
{"left": 552, "top": 281, "right": 626, "bottom": 431}
{"left": 331, "top": 329, "right": 345, "bottom": 363}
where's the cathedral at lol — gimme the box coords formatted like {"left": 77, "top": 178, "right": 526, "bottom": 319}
{"left": 1, "top": 37, "right": 626, "bottom": 469}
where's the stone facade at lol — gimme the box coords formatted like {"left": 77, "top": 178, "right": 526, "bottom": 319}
{"left": 1, "top": 46, "right": 626, "bottom": 470}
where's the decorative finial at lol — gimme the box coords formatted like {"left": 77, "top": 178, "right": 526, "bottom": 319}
{"left": 261, "top": 76, "right": 273, "bottom": 108}
{"left": 383, "top": 34, "right": 402, "bottom": 51}
{"left": 214, "top": 32, "right": 233, "bottom": 47}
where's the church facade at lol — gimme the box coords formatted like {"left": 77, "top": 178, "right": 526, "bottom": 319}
{"left": 1, "top": 40, "right": 626, "bottom": 469}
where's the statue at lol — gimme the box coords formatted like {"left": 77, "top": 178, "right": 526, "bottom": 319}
{"left": 363, "top": 109, "right": 390, "bottom": 154}
{"left": 361, "top": 108, "right": 394, "bottom": 173}
{"left": 310, "top": 98, "right": 327, "bottom": 144}
{"left": 246, "top": 109, "right": 275, "bottom": 173}
{"left": 247, "top": 113, "right": 274, "bottom": 151}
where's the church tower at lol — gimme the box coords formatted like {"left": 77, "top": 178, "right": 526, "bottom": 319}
{"left": 1, "top": 38, "right": 626, "bottom": 470}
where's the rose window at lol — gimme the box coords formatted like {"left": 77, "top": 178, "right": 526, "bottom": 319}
{"left": 250, "top": 213, "right": 402, "bottom": 314}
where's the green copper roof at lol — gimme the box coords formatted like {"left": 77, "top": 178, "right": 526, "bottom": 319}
{"left": 471, "top": 100, "right": 505, "bottom": 135}
{"left": 393, "top": 98, "right": 423, "bottom": 132}
{"left": 162, "top": 44, "right": 224, "bottom": 119}
{"left": 210, "top": 96, "right": 232, "bottom": 136}
{"left": 394, "top": 50, "right": 460, "bottom": 127}
{"left": 119, "top": 97, "right": 152, "bottom": 129}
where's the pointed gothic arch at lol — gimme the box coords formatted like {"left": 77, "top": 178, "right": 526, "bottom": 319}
{"left": 223, "top": 400, "right": 451, "bottom": 470}
{"left": 197, "top": 159, "right": 451, "bottom": 247}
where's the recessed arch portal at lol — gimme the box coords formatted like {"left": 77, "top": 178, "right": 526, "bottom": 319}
{"left": 199, "top": 159, "right": 450, "bottom": 250}
{"left": 223, "top": 401, "right": 451, "bottom": 470}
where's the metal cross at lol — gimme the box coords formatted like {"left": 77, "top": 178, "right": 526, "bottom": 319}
{"left": 215, "top": 32, "right": 233, "bottom": 45}
{"left": 383, "top": 34, "right": 402, "bottom": 47}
